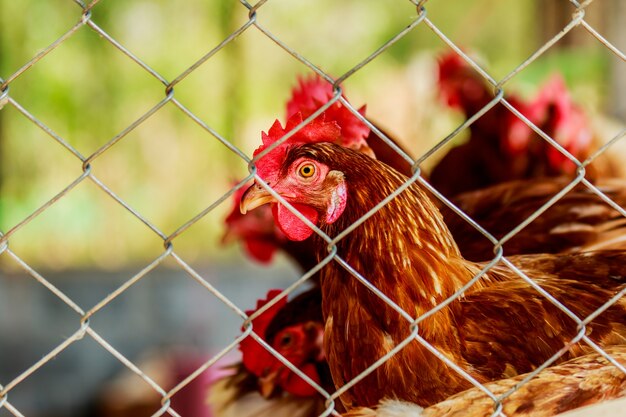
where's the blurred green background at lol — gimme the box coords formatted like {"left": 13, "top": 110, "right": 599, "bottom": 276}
{"left": 0, "top": 0, "right": 623, "bottom": 270}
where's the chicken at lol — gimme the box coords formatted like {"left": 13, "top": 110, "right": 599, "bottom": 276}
{"left": 430, "top": 52, "right": 618, "bottom": 198}
{"left": 222, "top": 75, "right": 412, "bottom": 270}
{"left": 430, "top": 52, "right": 530, "bottom": 197}
{"left": 209, "top": 289, "right": 331, "bottom": 417}
{"left": 240, "top": 119, "right": 626, "bottom": 410}
{"left": 341, "top": 345, "right": 626, "bottom": 417}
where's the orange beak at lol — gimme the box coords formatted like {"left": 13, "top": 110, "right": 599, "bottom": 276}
{"left": 258, "top": 370, "right": 280, "bottom": 398}
{"left": 240, "top": 183, "right": 276, "bottom": 214}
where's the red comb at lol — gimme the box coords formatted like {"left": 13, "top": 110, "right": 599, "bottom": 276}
{"left": 533, "top": 75, "right": 592, "bottom": 171}
{"left": 240, "top": 289, "right": 288, "bottom": 377}
{"left": 253, "top": 112, "right": 341, "bottom": 182}
{"left": 286, "top": 76, "right": 334, "bottom": 119}
{"left": 437, "top": 51, "right": 468, "bottom": 83}
{"left": 503, "top": 75, "right": 592, "bottom": 172}
{"left": 286, "top": 75, "right": 370, "bottom": 148}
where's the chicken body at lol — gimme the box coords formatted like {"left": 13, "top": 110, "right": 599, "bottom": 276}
{"left": 444, "top": 176, "right": 626, "bottom": 261}
{"left": 241, "top": 142, "right": 626, "bottom": 410}
{"left": 342, "top": 346, "right": 626, "bottom": 417}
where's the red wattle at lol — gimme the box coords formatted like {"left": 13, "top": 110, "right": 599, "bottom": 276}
{"left": 273, "top": 203, "right": 318, "bottom": 241}
{"left": 244, "top": 239, "right": 276, "bottom": 264}
{"left": 283, "top": 363, "right": 321, "bottom": 397}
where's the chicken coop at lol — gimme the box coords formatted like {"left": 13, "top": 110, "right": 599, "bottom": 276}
{"left": 0, "top": 1, "right": 625, "bottom": 416}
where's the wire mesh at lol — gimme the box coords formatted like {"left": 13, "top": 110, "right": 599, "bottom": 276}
{"left": 0, "top": 0, "right": 624, "bottom": 416}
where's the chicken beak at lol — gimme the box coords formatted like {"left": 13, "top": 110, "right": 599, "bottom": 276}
{"left": 240, "top": 183, "right": 276, "bottom": 214}
{"left": 258, "top": 371, "right": 279, "bottom": 398}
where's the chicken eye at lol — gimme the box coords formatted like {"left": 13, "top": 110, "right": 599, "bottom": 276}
{"left": 278, "top": 332, "right": 293, "bottom": 347}
{"left": 298, "top": 163, "right": 316, "bottom": 178}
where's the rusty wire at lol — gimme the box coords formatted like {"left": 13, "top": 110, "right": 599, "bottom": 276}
{"left": 0, "top": 0, "right": 625, "bottom": 416}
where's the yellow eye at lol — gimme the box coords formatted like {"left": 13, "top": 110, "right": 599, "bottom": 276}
{"left": 298, "top": 163, "right": 316, "bottom": 178}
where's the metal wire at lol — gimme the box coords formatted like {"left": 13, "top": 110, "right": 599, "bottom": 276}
{"left": 0, "top": 0, "right": 624, "bottom": 416}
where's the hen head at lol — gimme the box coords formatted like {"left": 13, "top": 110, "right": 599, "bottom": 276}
{"left": 505, "top": 75, "right": 593, "bottom": 174}
{"left": 241, "top": 113, "right": 348, "bottom": 241}
{"left": 260, "top": 320, "right": 325, "bottom": 397}
{"left": 437, "top": 51, "right": 491, "bottom": 114}
{"left": 529, "top": 75, "right": 593, "bottom": 173}
{"left": 224, "top": 77, "right": 376, "bottom": 255}
{"left": 241, "top": 289, "right": 324, "bottom": 398}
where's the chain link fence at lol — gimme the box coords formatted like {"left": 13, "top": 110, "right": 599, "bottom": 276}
{"left": 0, "top": 0, "right": 625, "bottom": 416}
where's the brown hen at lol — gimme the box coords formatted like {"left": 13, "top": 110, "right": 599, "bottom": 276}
{"left": 241, "top": 137, "right": 626, "bottom": 410}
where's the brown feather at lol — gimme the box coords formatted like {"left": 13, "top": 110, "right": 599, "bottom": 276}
{"left": 442, "top": 177, "right": 626, "bottom": 261}
{"left": 278, "top": 143, "right": 626, "bottom": 409}
{"left": 342, "top": 345, "right": 626, "bottom": 417}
